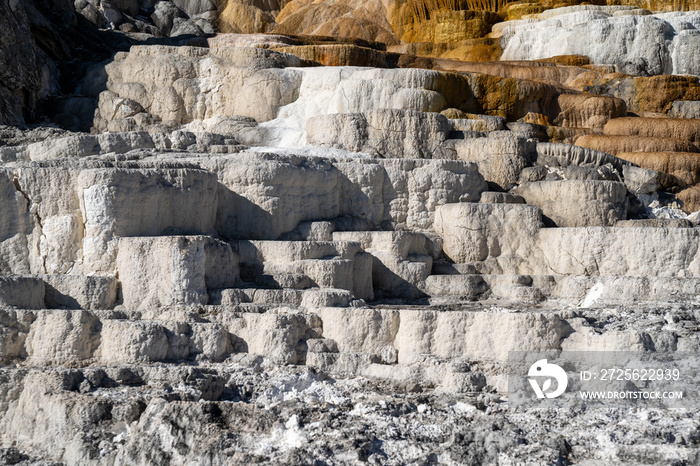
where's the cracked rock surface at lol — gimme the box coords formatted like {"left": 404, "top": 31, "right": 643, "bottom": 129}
{"left": 3, "top": 1, "right": 700, "bottom": 465}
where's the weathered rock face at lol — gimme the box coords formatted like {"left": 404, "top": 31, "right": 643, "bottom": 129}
{"left": 617, "top": 152, "right": 700, "bottom": 187}
{"left": 272, "top": 43, "right": 395, "bottom": 67}
{"left": 275, "top": 0, "right": 399, "bottom": 44}
{"left": 306, "top": 109, "right": 451, "bottom": 158}
{"left": 435, "top": 202, "right": 700, "bottom": 278}
{"left": 0, "top": 161, "right": 221, "bottom": 276}
{"left": 73, "top": 0, "right": 218, "bottom": 37}
{"left": 435, "top": 202, "right": 543, "bottom": 264}
{"left": 535, "top": 142, "right": 626, "bottom": 172}
{"left": 575, "top": 134, "right": 699, "bottom": 156}
{"left": 617, "top": 151, "right": 700, "bottom": 213}
{"left": 0, "top": 0, "right": 57, "bottom": 125}
{"left": 215, "top": 0, "right": 406, "bottom": 47}
{"left": 586, "top": 75, "right": 700, "bottom": 115}
{"left": 1, "top": 302, "right": 698, "bottom": 464}
{"left": 94, "top": 43, "right": 632, "bottom": 140}
{"left": 117, "top": 235, "right": 239, "bottom": 309}
{"left": 671, "top": 100, "right": 700, "bottom": 119}
{"left": 498, "top": 7, "right": 700, "bottom": 77}
{"left": 205, "top": 152, "right": 486, "bottom": 239}
{"left": 604, "top": 117, "right": 700, "bottom": 145}
{"left": 450, "top": 132, "right": 536, "bottom": 189}
{"left": 502, "top": 0, "right": 700, "bottom": 19}
{"left": 216, "top": 0, "right": 282, "bottom": 34}
{"left": 93, "top": 46, "right": 308, "bottom": 130}
{"left": 391, "top": 6, "right": 501, "bottom": 45}
{"left": 514, "top": 180, "right": 628, "bottom": 227}
{"left": 0, "top": 149, "right": 487, "bottom": 281}
{"left": 7, "top": 0, "right": 700, "bottom": 133}
{"left": 6, "top": 1, "right": 700, "bottom": 465}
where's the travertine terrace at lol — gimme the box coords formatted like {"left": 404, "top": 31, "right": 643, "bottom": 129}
{"left": 2, "top": 0, "right": 700, "bottom": 464}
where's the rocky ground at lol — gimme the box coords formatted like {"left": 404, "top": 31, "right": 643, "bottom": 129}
{"left": 2, "top": 304, "right": 700, "bottom": 465}
{"left": 3, "top": 0, "right": 700, "bottom": 465}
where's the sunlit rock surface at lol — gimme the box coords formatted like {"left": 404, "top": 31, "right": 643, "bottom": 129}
{"left": 3, "top": 1, "right": 700, "bottom": 464}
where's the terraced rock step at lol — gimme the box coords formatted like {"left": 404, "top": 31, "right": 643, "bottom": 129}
{"left": 235, "top": 240, "right": 373, "bottom": 300}
{"left": 0, "top": 275, "right": 117, "bottom": 310}
{"left": 4, "top": 0, "right": 700, "bottom": 463}
{"left": 426, "top": 273, "right": 700, "bottom": 307}
{"left": 436, "top": 202, "right": 700, "bottom": 277}
{"left": 211, "top": 287, "right": 355, "bottom": 307}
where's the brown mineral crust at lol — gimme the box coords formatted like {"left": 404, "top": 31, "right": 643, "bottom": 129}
{"left": 390, "top": 8, "right": 502, "bottom": 44}
{"left": 616, "top": 152, "right": 700, "bottom": 187}
{"left": 271, "top": 44, "right": 395, "bottom": 68}
{"left": 553, "top": 93, "right": 627, "bottom": 130}
{"left": 388, "top": 37, "right": 502, "bottom": 62}
{"left": 575, "top": 134, "right": 700, "bottom": 156}
{"left": 217, "top": 0, "right": 284, "bottom": 34}
{"left": 230, "top": 39, "right": 628, "bottom": 126}
{"left": 273, "top": 0, "right": 400, "bottom": 45}
{"left": 537, "top": 55, "right": 591, "bottom": 67}
{"left": 604, "top": 117, "right": 700, "bottom": 145}
{"left": 503, "top": 0, "right": 700, "bottom": 20}
{"left": 426, "top": 59, "right": 610, "bottom": 88}
{"left": 678, "top": 185, "right": 700, "bottom": 213}
{"left": 629, "top": 75, "right": 700, "bottom": 114}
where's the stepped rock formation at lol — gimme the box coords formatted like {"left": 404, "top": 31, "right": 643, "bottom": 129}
{"left": 4, "top": 0, "right": 700, "bottom": 464}
{"left": 498, "top": 7, "right": 700, "bottom": 76}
